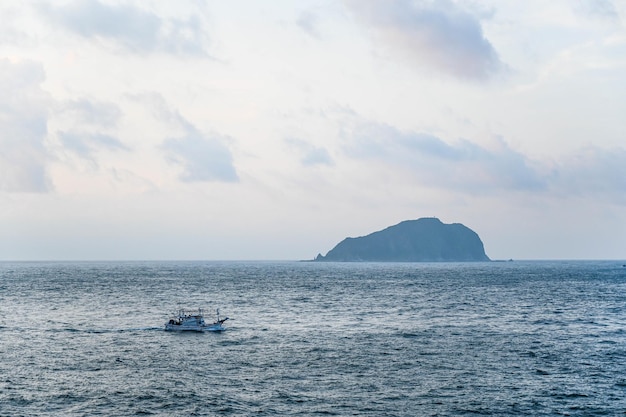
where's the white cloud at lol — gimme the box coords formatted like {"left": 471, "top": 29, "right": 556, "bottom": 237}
{"left": 340, "top": 116, "right": 545, "bottom": 193}
{"left": 573, "top": 0, "right": 620, "bottom": 22}
{"left": 135, "top": 94, "right": 239, "bottom": 183}
{"left": 338, "top": 112, "right": 626, "bottom": 205}
{"left": 285, "top": 138, "right": 334, "bottom": 167}
{"left": 343, "top": 0, "right": 505, "bottom": 80}
{"left": 58, "top": 131, "right": 129, "bottom": 161}
{"left": 553, "top": 146, "right": 626, "bottom": 203}
{"left": 58, "top": 98, "right": 122, "bottom": 127}
{"left": 297, "top": 10, "right": 322, "bottom": 39}
{"left": 0, "top": 3, "right": 32, "bottom": 46}
{"left": 0, "top": 59, "right": 51, "bottom": 193}
{"left": 161, "top": 131, "right": 238, "bottom": 183}
{"left": 40, "top": 0, "right": 210, "bottom": 55}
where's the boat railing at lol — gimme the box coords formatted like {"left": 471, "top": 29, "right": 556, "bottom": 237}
{"left": 173, "top": 308, "right": 205, "bottom": 318}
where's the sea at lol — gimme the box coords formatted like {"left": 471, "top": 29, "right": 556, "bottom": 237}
{"left": 1, "top": 260, "right": 625, "bottom": 416}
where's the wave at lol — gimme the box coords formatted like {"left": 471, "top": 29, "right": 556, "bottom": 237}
{"left": 1, "top": 326, "right": 164, "bottom": 334}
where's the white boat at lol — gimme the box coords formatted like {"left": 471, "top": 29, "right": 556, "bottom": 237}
{"left": 165, "top": 308, "right": 228, "bottom": 332}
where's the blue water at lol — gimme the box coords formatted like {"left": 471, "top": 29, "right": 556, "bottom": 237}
{"left": 1, "top": 261, "right": 625, "bottom": 416}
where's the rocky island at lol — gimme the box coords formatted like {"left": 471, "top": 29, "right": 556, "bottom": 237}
{"left": 314, "top": 217, "right": 490, "bottom": 262}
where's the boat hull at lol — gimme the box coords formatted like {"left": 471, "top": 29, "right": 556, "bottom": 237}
{"left": 164, "top": 323, "right": 225, "bottom": 332}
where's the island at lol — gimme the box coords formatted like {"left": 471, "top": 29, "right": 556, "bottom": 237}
{"left": 314, "top": 217, "right": 490, "bottom": 262}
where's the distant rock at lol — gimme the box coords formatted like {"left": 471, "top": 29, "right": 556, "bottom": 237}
{"left": 314, "top": 218, "right": 490, "bottom": 262}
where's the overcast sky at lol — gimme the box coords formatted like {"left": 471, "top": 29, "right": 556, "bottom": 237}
{"left": 1, "top": 0, "right": 625, "bottom": 260}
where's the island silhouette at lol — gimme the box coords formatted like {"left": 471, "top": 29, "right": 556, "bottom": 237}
{"left": 315, "top": 217, "right": 490, "bottom": 262}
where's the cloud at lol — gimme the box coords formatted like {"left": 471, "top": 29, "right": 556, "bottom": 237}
{"left": 58, "top": 98, "right": 122, "bottom": 127}
{"left": 343, "top": 0, "right": 504, "bottom": 80}
{"left": 340, "top": 114, "right": 626, "bottom": 203}
{"left": 53, "top": 98, "right": 127, "bottom": 167}
{"left": 297, "top": 11, "right": 322, "bottom": 39}
{"left": 554, "top": 146, "right": 626, "bottom": 202}
{"left": 302, "top": 147, "right": 334, "bottom": 166}
{"left": 286, "top": 138, "right": 334, "bottom": 167}
{"left": 340, "top": 117, "right": 546, "bottom": 193}
{"left": 0, "top": 4, "right": 32, "bottom": 46}
{"left": 161, "top": 131, "right": 238, "bottom": 183}
{"left": 573, "top": 0, "right": 620, "bottom": 22}
{"left": 58, "top": 131, "right": 129, "bottom": 162}
{"left": 0, "top": 59, "right": 51, "bottom": 193}
{"left": 136, "top": 93, "right": 238, "bottom": 183}
{"left": 41, "top": 0, "right": 209, "bottom": 55}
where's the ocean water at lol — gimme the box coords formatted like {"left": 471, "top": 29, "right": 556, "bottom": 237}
{"left": 1, "top": 261, "right": 625, "bottom": 416}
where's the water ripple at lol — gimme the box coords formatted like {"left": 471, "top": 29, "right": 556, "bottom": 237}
{"left": 1, "top": 260, "right": 625, "bottom": 415}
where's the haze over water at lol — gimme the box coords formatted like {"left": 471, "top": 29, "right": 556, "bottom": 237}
{"left": 1, "top": 260, "right": 625, "bottom": 416}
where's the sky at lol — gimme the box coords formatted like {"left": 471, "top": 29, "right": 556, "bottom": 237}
{"left": 1, "top": 0, "right": 625, "bottom": 261}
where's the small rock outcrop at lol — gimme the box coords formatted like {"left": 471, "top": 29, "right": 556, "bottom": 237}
{"left": 314, "top": 218, "right": 490, "bottom": 262}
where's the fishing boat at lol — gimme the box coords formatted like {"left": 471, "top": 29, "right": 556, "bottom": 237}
{"left": 165, "top": 308, "right": 228, "bottom": 332}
